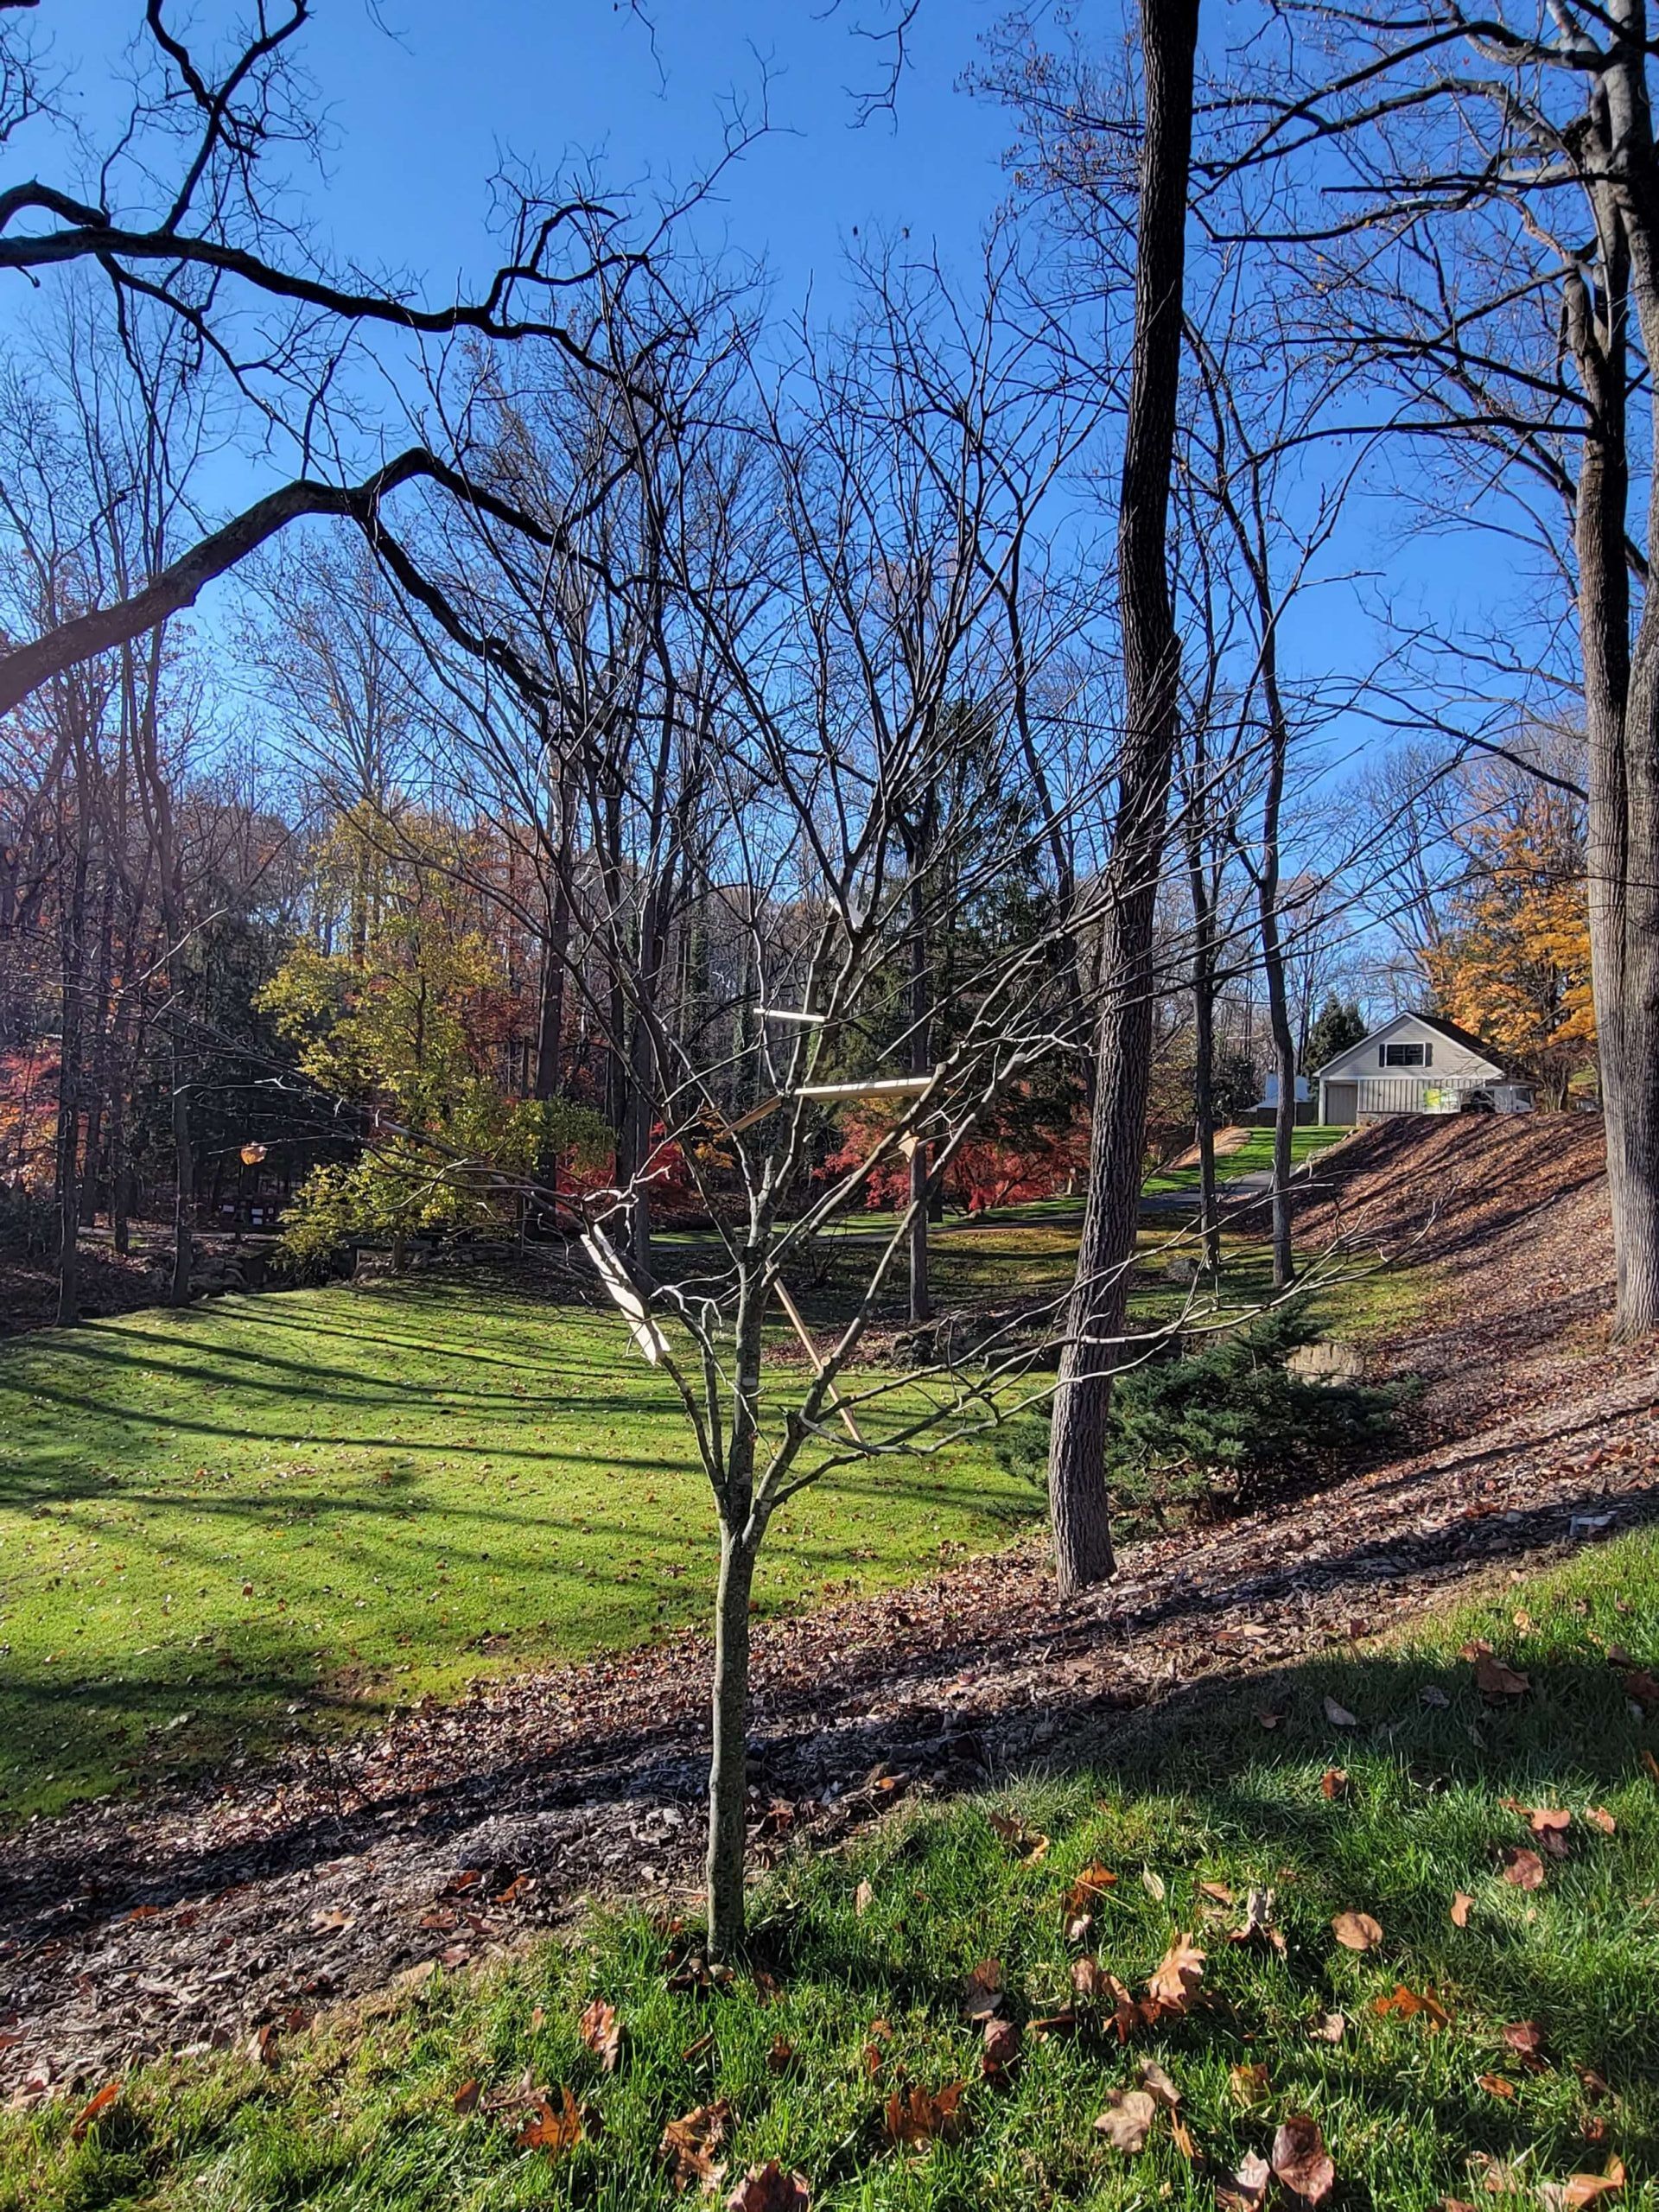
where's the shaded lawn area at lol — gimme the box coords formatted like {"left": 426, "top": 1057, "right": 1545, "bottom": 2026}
{"left": 0, "top": 1274, "right": 1043, "bottom": 1825}
{"left": 10, "top": 1529, "right": 1656, "bottom": 2209}
{"left": 1142, "top": 1122, "right": 1344, "bottom": 1196}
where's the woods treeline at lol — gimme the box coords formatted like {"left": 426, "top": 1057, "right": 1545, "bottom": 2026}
{"left": 0, "top": 2, "right": 1640, "bottom": 1945}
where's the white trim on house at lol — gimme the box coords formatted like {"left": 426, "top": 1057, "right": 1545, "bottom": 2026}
{"left": 1313, "top": 1013, "right": 1535, "bottom": 1124}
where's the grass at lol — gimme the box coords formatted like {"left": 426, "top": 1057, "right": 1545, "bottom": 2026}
{"left": 7, "top": 1526, "right": 1656, "bottom": 2210}
{"left": 0, "top": 1274, "right": 1041, "bottom": 1824}
{"left": 1141, "top": 1124, "right": 1344, "bottom": 1197}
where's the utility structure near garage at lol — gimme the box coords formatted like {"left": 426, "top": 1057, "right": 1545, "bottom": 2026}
{"left": 1313, "top": 1011, "right": 1535, "bottom": 1125}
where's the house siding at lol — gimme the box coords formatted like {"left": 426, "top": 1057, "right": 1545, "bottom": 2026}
{"left": 1314, "top": 1016, "right": 1529, "bottom": 1122}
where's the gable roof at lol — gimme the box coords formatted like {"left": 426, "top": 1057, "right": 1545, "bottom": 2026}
{"left": 1312, "top": 1008, "right": 1514, "bottom": 1079}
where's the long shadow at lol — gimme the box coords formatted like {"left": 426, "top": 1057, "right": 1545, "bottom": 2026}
{"left": 2, "top": 1468, "right": 1649, "bottom": 1975}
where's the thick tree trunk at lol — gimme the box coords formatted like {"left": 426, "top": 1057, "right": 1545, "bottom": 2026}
{"left": 1047, "top": 0, "right": 1199, "bottom": 1596}
{"left": 706, "top": 1525, "right": 756, "bottom": 1957}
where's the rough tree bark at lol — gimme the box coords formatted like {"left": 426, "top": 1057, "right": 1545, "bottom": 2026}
{"left": 1048, "top": 0, "right": 1201, "bottom": 1594}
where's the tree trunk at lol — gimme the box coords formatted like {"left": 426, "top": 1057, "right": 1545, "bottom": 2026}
{"left": 705, "top": 1524, "right": 756, "bottom": 1957}
{"left": 907, "top": 869, "right": 931, "bottom": 1323}
{"left": 168, "top": 1053, "right": 194, "bottom": 1306}
{"left": 1181, "top": 748, "right": 1220, "bottom": 1278}
{"left": 1047, "top": 0, "right": 1199, "bottom": 1595}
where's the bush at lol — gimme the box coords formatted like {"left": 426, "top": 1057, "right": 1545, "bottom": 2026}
{"left": 991, "top": 1300, "right": 1407, "bottom": 1530}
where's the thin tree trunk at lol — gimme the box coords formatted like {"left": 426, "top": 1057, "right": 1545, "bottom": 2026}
{"left": 907, "top": 869, "right": 931, "bottom": 1323}
{"left": 705, "top": 1524, "right": 757, "bottom": 1957}
{"left": 1182, "top": 737, "right": 1221, "bottom": 1277}
{"left": 54, "top": 844, "right": 87, "bottom": 1325}
{"left": 1047, "top": 0, "right": 1199, "bottom": 1596}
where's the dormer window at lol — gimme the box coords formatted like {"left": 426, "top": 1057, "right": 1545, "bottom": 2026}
{"left": 1381, "top": 1040, "right": 1431, "bottom": 1067}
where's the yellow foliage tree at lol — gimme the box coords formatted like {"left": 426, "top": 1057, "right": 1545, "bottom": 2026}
{"left": 1425, "top": 785, "right": 1595, "bottom": 1109}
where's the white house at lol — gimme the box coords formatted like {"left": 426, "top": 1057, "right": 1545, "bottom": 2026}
{"left": 1313, "top": 1011, "right": 1535, "bottom": 1125}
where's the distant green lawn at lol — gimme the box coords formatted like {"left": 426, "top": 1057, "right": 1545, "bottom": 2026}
{"left": 1141, "top": 1123, "right": 1343, "bottom": 1197}
{"left": 11, "top": 1521, "right": 1656, "bottom": 2209}
{"left": 0, "top": 1276, "right": 1043, "bottom": 1824}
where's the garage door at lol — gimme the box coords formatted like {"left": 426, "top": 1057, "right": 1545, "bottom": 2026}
{"left": 1325, "top": 1081, "right": 1357, "bottom": 1125}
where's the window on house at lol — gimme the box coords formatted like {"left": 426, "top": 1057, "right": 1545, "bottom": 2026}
{"left": 1381, "top": 1040, "right": 1431, "bottom": 1067}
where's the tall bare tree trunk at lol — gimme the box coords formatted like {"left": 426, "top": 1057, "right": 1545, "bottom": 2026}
{"left": 705, "top": 1294, "right": 763, "bottom": 1957}
{"left": 1256, "top": 672, "right": 1298, "bottom": 1292}
{"left": 1048, "top": 0, "right": 1200, "bottom": 1595}
{"left": 907, "top": 865, "right": 931, "bottom": 1324}
{"left": 54, "top": 837, "right": 88, "bottom": 1326}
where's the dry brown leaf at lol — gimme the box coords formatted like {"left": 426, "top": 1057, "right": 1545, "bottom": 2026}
{"left": 1138, "top": 2056, "right": 1181, "bottom": 2108}
{"left": 1618, "top": 1667, "right": 1659, "bottom": 1707}
{"left": 724, "top": 2163, "right": 811, "bottom": 2212}
{"left": 988, "top": 1812, "right": 1049, "bottom": 1866}
{"left": 659, "top": 2100, "right": 733, "bottom": 2191}
{"left": 1230, "top": 2061, "right": 1270, "bottom": 2107}
{"left": 1256, "top": 1707, "right": 1285, "bottom": 1731}
{"left": 70, "top": 2082, "right": 119, "bottom": 2143}
{"left": 1473, "top": 1650, "right": 1531, "bottom": 1700}
{"left": 1332, "top": 1910, "right": 1383, "bottom": 1952}
{"left": 1308, "top": 2011, "right": 1347, "bottom": 2044}
{"left": 1477, "top": 2073, "right": 1516, "bottom": 2101}
{"left": 1578, "top": 2066, "right": 1611, "bottom": 2104}
{"left": 766, "top": 2036, "right": 796, "bottom": 2075}
{"left": 961, "top": 1958, "right": 1004, "bottom": 2018}
{"left": 883, "top": 2080, "right": 966, "bottom": 2149}
{"left": 1141, "top": 1866, "right": 1167, "bottom": 1902}
{"left": 1643, "top": 1749, "right": 1659, "bottom": 1784}
{"left": 981, "top": 2016, "right": 1020, "bottom": 2080}
{"left": 1501, "top": 1847, "right": 1547, "bottom": 1890}
{"left": 1094, "top": 2087, "right": 1158, "bottom": 2153}
{"left": 1146, "top": 1934, "right": 1205, "bottom": 2015}
{"left": 452, "top": 2077, "right": 480, "bottom": 2114}
{"left": 520, "top": 2086, "right": 584, "bottom": 2158}
{"left": 854, "top": 1880, "right": 874, "bottom": 1916}
{"left": 1323, "top": 1697, "right": 1359, "bottom": 1727}
{"left": 1062, "top": 1864, "right": 1117, "bottom": 1916}
{"left": 1321, "top": 1767, "right": 1350, "bottom": 1800}
{"left": 1586, "top": 1805, "right": 1618, "bottom": 1835}
{"left": 1372, "top": 1984, "right": 1452, "bottom": 2027}
{"left": 1217, "top": 2150, "right": 1274, "bottom": 2210}
{"left": 579, "top": 1997, "right": 622, "bottom": 2072}
{"left": 1071, "top": 1955, "right": 1103, "bottom": 2005}
{"left": 1541, "top": 2158, "right": 1628, "bottom": 2209}
{"left": 1171, "top": 2113, "right": 1199, "bottom": 2162}
{"left": 1230, "top": 1885, "right": 1288, "bottom": 1955}
{"left": 1502, "top": 2019, "right": 1548, "bottom": 2068}
{"left": 1199, "top": 1879, "right": 1235, "bottom": 1905}
{"left": 1526, "top": 1807, "right": 1573, "bottom": 1858}
{"left": 1271, "top": 2114, "right": 1336, "bottom": 2204}
{"left": 1451, "top": 1891, "right": 1474, "bottom": 1927}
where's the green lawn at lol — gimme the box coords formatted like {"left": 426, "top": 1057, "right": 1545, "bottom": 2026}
{"left": 0, "top": 1275, "right": 1042, "bottom": 1824}
{"left": 10, "top": 1529, "right": 1656, "bottom": 2209}
{"left": 1142, "top": 1124, "right": 1344, "bottom": 1197}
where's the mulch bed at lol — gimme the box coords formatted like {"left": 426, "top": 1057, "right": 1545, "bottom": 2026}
{"left": 2, "top": 1118, "right": 1651, "bottom": 2103}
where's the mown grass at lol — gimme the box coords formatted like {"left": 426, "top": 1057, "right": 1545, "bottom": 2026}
{"left": 1141, "top": 1124, "right": 1344, "bottom": 1197}
{"left": 0, "top": 1274, "right": 1040, "bottom": 1824}
{"left": 8, "top": 1527, "right": 1656, "bottom": 2210}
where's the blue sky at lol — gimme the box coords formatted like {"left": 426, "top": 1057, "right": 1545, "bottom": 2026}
{"left": 55, "top": 0, "right": 1014, "bottom": 322}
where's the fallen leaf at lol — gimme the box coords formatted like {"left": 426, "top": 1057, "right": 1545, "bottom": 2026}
{"left": 1502, "top": 2019, "right": 1548, "bottom": 2068}
{"left": 1421, "top": 1684, "right": 1452, "bottom": 1708}
{"left": 981, "top": 2016, "right": 1020, "bottom": 2080}
{"left": 453, "top": 2077, "right": 480, "bottom": 2114}
{"left": 1230, "top": 1886, "right": 1287, "bottom": 1955}
{"left": 1321, "top": 1767, "right": 1350, "bottom": 1801}
{"left": 248, "top": 2022, "right": 280, "bottom": 2068}
{"left": 1140, "top": 1866, "right": 1166, "bottom": 1902}
{"left": 988, "top": 1812, "right": 1050, "bottom": 1866}
{"left": 1138, "top": 2056, "right": 1181, "bottom": 2108}
{"left": 1065, "top": 1912, "right": 1093, "bottom": 1944}
{"left": 1477, "top": 2073, "right": 1516, "bottom": 2101}
{"left": 1308, "top": 2012, "right": 1346, "bottom": 2043}
{"left": 1526, "top": 1807, "right": 1573, "bottom": 1858}
{"left": 1230, "top": 2061, "right": 1270, "bottom": 2107}
{"left": 1323, "top": 1697, "right": 1359, "bottom": 1727}
{"left": 579, "top": 1997, "right": 622, "bottom": 2072}
{"left": 1271, "top": 2114, "right": 1336, "bottom": 2204}
{"left": 1578, "top": 2066, "right": 1611, "bottom": 2103}
{"left": 659, "top": 2100, "right": 733, "bottom": 2191}
{"left": 1062, "top": 1864, "right": 1117, "bottom": 1916}
{"left": 1332, "top": 1910, "right": 1383, "bottom": 1952}
{"left": 724, "top": 2163, "right": 811, "bottom": 2212}
{"left": 1172, "top": 2113, "right": 1199, "bottom": 2161}
{"left": 1501, "top": 1847, "right": 1547, "bottom": 1891}
{"left": 1217, "top": 2150, "right": 1274, "bottom": 2210}
{"left": 1473, "top": 1651, "right": 1531, "bottom": 1700}
{"left": 854, "top": 1880, "right": 874, "bottom": 1916}
{"left": 1199, "top": 1879, "right": 1235, "bottom": 1904}
{"left": 1256, "top": 1707, "right": 1285, "bottom": 1730}
{"left": 520, "top": 2086, "right": 584, "bottom": 2157}
{"left": 1541, "top": 2163, "right": 1627, "bottom": 2210}
{"left": 1094, "top": 2087, "right": 1157, "bottom": 2153}
{"left": 1586, "top": 1806, "right": 1618, "bottom": 1835}
{"left": 961, "top": 1958, "right": 1004, "bottom": 2018}
{"left": 1643, "top": 1749, "right": 1659, "bottom": 1784}
{"left": 766, "top": 2036, "right": 796, "bottom": 2075}
{"left": 1451, "top": 1891, "right": 1474, "bottom": 1927}
{"left": 883, "top": 2080, "right": 966, "bottom": 2148}
{"left": 1071, "top": 1955, "right": 1104, "bottom": 2005}
{"left": 1618, "top": 1668, "right": 1659, "bottom": 1707}
{"left": 70, "top": 2082, "right": 119, "bottom": 2142}
{"left": 681, "top": 2032, "right": 715, "bottom": 2065}
{"left": 1373, "top": 1984, "right": 1451, "bottom": 2026}
{"left": 1146, "top": 1934, "right": 1205, "bottom": 2015}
